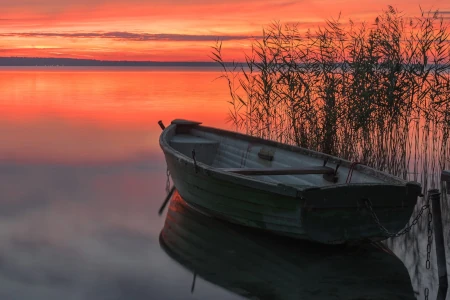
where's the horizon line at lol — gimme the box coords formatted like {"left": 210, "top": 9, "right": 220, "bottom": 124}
{"left": 0, "top": 56, "right": 241, "bottom": 65}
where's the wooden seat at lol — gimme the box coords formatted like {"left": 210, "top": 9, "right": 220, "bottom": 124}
{"left": 170, "top": 134, "right": 218, "bottom": 145}
{"left": 219, "top": 166, "right": 335, "bottom": 176}
{"left": 170, "top": 134, "right": 219, "bottom": 165}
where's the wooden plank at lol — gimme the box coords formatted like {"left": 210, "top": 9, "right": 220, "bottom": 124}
{"left": 441, "top": 170, "right": 450, "bottom": 183}
{"left": 171, "top": 134, "right": 218, "bottom": 144}
{"left": 219, "top": 166, "right": 335, "bottom": 176}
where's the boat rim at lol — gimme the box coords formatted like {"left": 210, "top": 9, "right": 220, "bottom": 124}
{"left": 159, "top": 121, "right": 420, "bottom": 197}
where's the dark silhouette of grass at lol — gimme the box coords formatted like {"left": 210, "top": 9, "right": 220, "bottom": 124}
{"left": 212, "top": 6, "right": 450, "bottom": 190}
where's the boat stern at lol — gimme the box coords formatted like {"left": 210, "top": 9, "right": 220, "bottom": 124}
{"left": 300, "top": 182, "right": 422, "bottom": 244}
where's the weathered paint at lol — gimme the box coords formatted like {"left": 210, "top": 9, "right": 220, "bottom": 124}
{"left": 165, "top": 153, "right": 306, "bottom": 237}
{"left": 159, "top": 121, "right": 422, "bottom": 244}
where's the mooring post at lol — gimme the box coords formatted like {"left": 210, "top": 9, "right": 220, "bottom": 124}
{"left": 428, "top": 188, "right": 448, "bottom": 300}
{"left": 442, "top": 170, "right": 450, "bottom": 194}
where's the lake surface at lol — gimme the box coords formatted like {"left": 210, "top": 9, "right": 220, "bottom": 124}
{"left": 0, "top": 66, "right": 448, "bottom": 299}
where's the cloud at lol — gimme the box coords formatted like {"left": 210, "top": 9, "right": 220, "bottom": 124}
{"left": 0, "top": 31, "right": 258, "bottom": 42}
{"left": 438, "top": 11, "right": 450, "bottom": 19}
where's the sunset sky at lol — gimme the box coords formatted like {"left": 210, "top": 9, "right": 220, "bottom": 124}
{"left": 0, "top": 0, "right": 449, "bottom": 61}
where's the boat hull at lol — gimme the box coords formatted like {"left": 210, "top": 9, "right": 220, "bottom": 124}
{"left": 164, "top": 151, "right": 419, "bottom": 244}
{"left": 160, "top": 121, "right": 422, "bottom": 244}
{"left": 165, "top": 153, "right": 308, "bottom": 239}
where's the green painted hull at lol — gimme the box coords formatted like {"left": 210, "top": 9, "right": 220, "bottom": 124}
{"left": 166, "top": 153, "right": 307, "bottom": 238}
{"left": 160, "top": 122, "right": 422, "bottom": 244}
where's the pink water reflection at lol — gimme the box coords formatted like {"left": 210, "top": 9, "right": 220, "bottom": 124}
{"left": 0, "top": 67, "right": 232, "bottom": 163}
{"left": 0, "top": 67, "right": 244, "bottom": 300}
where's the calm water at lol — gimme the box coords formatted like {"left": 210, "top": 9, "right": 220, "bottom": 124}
{"left": 0, "top": 66, "right": 448, "bottom": 299}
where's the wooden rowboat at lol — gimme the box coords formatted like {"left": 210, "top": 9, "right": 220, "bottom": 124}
{"left": 159, "top": 119, "right": 422, "bottom": 244}
{"left": 160, "top": 191, "right": 415, "bottom": 299}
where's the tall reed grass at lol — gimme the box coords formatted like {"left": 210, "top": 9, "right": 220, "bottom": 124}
{"left": 212, "top": 6, "right": 450, "bottom": 189}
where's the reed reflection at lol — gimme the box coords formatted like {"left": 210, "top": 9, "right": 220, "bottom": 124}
{"left": 160, "top": 190, "right": 415, "bottom": 300}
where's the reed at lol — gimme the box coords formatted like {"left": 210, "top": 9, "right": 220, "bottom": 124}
{"left": 212, "top": 6, "right": 450, "bottom": 189}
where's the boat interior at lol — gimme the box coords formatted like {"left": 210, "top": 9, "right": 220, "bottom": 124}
{"left": 165, "top": 121, "right": 399, "bottom": 188}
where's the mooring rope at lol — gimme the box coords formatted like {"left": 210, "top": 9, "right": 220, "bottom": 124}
{"left": 346, "top": 162, "right": 361, "bottom": 183}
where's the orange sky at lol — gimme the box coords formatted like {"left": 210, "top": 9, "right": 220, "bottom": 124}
{"left": 0, "top": 0, "right": 449, "bottom": 61}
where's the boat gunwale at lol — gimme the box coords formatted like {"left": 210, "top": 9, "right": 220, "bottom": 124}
{"left": 159, "top": 122, "right": 417, "bottom": 198}
{"left": 195, "top": 125, "right": 410, "bottom": 185}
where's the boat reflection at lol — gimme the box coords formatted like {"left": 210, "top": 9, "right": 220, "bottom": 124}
{"left": 159, "top": 190, "right": 415, "bottom": 299}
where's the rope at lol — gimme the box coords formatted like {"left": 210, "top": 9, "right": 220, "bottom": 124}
{"left": 346, "top": 162, "right": 361, "bottom": 183}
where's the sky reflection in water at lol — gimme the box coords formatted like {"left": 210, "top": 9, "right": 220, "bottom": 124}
{"left": 0, "top": 67, "right": 240, "bottom": 298}
{"left": 0, "top": 67, "right": 445, "bottom": 299}
{"left": 0, "top": 156, "right": 416, "bottom": 299}
{"left": 0, "top": 157, "right": 241, "bottom": 299}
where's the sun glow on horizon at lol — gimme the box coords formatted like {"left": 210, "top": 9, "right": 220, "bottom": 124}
{"left": 0, "top": 0, "right": 449, "bottom": 61}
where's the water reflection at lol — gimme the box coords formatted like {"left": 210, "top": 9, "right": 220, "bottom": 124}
{"left": 160, "top": 190, "right": 415, "bottom": 300}
{"left": 0, "top": 157, "right": 222, "bottom": 300}
{"left": 0, "top": 66, "right": 447, "bottom": 299}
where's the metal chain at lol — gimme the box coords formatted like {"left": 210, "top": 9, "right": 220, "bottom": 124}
{"left": 424, "top": 205, "right": 433, "bottom": 300}
{"left": 365, "top": 197, "right": 434, "bottom": 300}
{"left": 426, "top": 207, "right": 433, "bottom": 269}
{"left": 166, "top": 168, "right": 171, "bottom": 194}
{"left": 364, "top": 198, "right": 430, "bottom": 238}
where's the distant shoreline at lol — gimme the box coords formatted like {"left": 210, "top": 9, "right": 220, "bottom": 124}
{"left": 0, "top": 57, "right": 238, "bottom": 67}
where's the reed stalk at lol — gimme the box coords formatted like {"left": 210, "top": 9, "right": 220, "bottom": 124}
{"left": 211, "top": 6, "right": 450, "bottom": 189}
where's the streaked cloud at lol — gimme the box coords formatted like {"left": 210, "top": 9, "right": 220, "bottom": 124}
{"left": 0, "top": 31, "right": 258, "bottom": 42}
{"left": 0, "top": 0, "right": 448, "bottom": 61}
{"left": 438, "top": 11, "right": 450, "bottom": 18}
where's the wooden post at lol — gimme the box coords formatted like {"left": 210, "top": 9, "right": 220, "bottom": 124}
{"left": 442, "top": 170, "right": 450, "bottom": 194}
{"left": 428, "top": 189, "right": 448, "bottom": 300}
